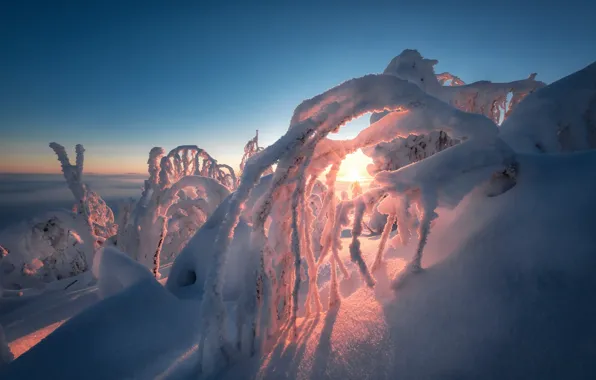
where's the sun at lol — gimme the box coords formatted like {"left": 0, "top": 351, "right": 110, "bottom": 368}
{"left": 341, "top": 168, "right": 364, "bottom": 183}
{"left": 334, "top": 150, "right": 373, "bottom": 183}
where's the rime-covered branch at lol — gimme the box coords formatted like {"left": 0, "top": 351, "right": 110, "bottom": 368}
{"left": 240, "top": 130, "right": 273, "bottom": 177}
{"left": 116, "top": 145, "right": 233, "bottom": 275}
{"left": 49, "top": 143, "right": 117, "bottom": 265}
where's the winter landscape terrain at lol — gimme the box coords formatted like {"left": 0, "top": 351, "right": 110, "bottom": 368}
{"left": 1, "top": 43, "right": 596, "bottom": 379}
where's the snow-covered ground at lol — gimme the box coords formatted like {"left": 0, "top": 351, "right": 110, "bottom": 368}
{"left": 1, "top": 51, "right": 595, "bottom": 379}
{"left": 221, "top": 151, "right": 596, "bottom": 380}
{"left": 3, "top": 149, "right": 596, "bottom": 379}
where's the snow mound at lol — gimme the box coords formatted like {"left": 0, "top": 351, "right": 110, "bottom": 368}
{"left": 220, "top": 149, "right": 596, "bottom": 380}
{"left": 165, "top": 175, "right": 271, "bottom": 300}
{"left": 0, "top": 266, "right": 202, "bottom": 379}
{"left": 92, "top": 246, "right": 155, "bottom": 299}
{"left": 501, "top": 61, "right": 596, "bottom": 153}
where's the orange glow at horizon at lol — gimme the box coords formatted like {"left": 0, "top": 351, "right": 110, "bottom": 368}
{"left": 0, "top": 154, "right": 148, "bottom": 175}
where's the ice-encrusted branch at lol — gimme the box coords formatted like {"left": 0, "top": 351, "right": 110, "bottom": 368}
{"left": 117, "top": 145, "right": 233, "bottom": 275}
{"left": 193, "top": 71, "right": 507, "bottom": 365}
{"left": 240, "top": 130, "right": 273, "bottom": 177}
{"left": 49, "top": 143, "right": 117, "bottom": 266}
{"left": 49, "top": 142, "right": 86, "bottom": 202}
{"left": 436, "top": 72, "right": 465, "bottom": 86}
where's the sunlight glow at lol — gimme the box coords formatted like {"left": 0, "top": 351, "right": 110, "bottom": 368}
{"left": 336, "top": 150, "right": 373, "bottom": 183}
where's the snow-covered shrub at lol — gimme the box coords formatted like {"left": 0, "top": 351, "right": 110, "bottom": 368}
{"left": 114, "top": 145, "right": 232, "bottom": 276}
{"left": 0, "top": 211, "right": 95, "bottom": 290}
{"left": 0, "top": 143, "right": 120, "bottom": 290}
{"left": 49, "top": 143, "right": 117, "bottom": 246}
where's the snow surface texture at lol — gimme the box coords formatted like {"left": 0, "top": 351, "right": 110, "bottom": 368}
{"left": 2, "top": 50, "right": 595, "bottom": 380}
{"left": 1, "top": 246, "right": 204, "bottom": 379}
{"left": 0, "top": 210, "right": 94, "bottom": 290}
{"left": 220, "top": 150, "right": 596, "bottom": 380}
{"left": 500, "top": 61, "right": 596, "bottom": 153}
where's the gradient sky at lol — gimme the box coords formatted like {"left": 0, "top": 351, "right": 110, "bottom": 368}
{"left": 1, "top": 0, "right": 595, "bottom": 174}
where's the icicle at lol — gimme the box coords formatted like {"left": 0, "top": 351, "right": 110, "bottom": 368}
{"left": 371, "top": 213, "right": 396, "bottom": 272}
{"left": 302, "top": 176, "right": 322, "bottom": 315}
{"left": 329, "top": 254, "right": 340, "bottom": 308}
{"left": 290, "top": 165, "right": 305, "bottom": 333}
{"left": 349, "top": 199, "right": 376, "bottom": 287}
{"left": 393, "top": 188, "right": 438, "bottom": 289}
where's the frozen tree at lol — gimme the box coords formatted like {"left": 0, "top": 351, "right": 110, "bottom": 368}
{"left": 49, "top": 143, "right": 118, "bottom": 246}
{"left": 156, "top": 145, "right": 237, "bottom": 191}
{"left": 361, "top": 50, "right": 543, "bottom": 240}
{"left": 0, "top": 143, "right": 115, "bottom": 290}
{"left": 171, "top": 49, "right": 548, "bottom": 376}
{"left": 0, "top": 140, "right": 238, "bottom": 291}
{"left": 240, "top": 130, "right": 274, "bottom": 178}
{"left": 115, "top": 145, "right": 231, "bottom": 276}
{"left": 363, "top": 49, "right": 543, "bottom": 176}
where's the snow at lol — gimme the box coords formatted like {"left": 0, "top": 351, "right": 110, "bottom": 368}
{"left": 500, "top": 61, "right": 596, "bottom": 153}
{"left": 219, "top": 149, "right": 596, "bottom": 380}
{"left": 1, "top": 49, "right": 596, "bottom": 380}
{"left": 1, "top": 274, "right": 203, "bottom": 379}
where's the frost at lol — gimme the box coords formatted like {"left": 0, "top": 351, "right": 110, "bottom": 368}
{"left": 0, "top": 210, "right": 94, "bottom": 290}
{"left": 4, "top": 49, "right": 596, "bottom": 380}
{"left": 186, "top": 52, "right": 526, "bottom": 372}
{"left": 117, "top": 145, "right": 232, "bottom": 276}
{"left": 240, "top": 130, "right": 273, "bottom": 177}
{"left": 49, "top": 143, "right": 117, "bottom": 245}
{"left": 500, "top": 62, "right": 596, "bottom": 153}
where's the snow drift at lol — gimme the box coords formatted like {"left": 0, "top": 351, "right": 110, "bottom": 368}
{"left": 220, "top": 149, "right": 596, "bottom": 380}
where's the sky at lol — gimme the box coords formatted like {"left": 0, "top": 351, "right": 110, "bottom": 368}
{"left": 1, "top": 0, "right": 595, "bottom": 175}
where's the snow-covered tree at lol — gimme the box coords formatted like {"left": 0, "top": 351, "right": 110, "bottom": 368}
{"left": 114, "top": 145, "right": 232, "bottom": 276}
{"left": 170, "top": 49, "right": 549, "bottom": 375}
{"left": 240, "top": 130, "right": 274, "bottom": 178}
{"left": 363, "top": 49, "right": 543, "bottom": 176}
{"left": 50, "top": 143, "right": 118, "bottom": 246}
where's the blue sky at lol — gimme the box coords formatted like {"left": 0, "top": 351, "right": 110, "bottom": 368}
{"left": 1, "top": 0, "right": 595, "bottom": 173}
